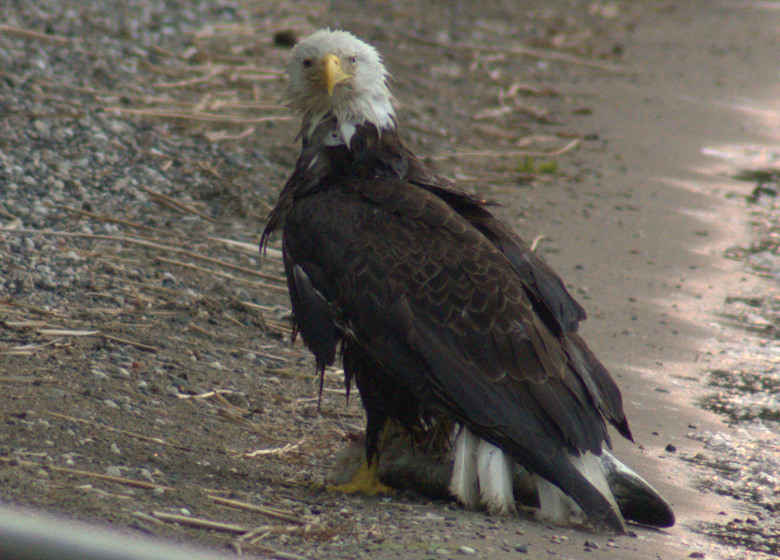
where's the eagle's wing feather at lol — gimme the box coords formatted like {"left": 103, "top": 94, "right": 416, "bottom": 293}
{"left": 372, "top": 129, "right": 588, "bottom": 337}
{"left": 284, "top": 258, "right": 338, "bottom": 372}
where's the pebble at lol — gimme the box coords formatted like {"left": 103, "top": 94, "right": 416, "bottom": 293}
{"left": 302, "top": 404, "right": 319, "bottom": 418}
{"left": 457, "top": 545, "right": 475, "bottom": 555}
{"left": 225, "top": 392, "right": 250, "bottom": 409}
{"left": 103, "top": 399, "right": 119, "bottom": 409}
{"left": 549, "top": 535, "right": 568, "bottom": 544}
{"left": 139, "top": 469, "right": 155, "bottom": 483}
{"left": 165, "top": 385, "right": 181, "bottom": 397}
{"left": 33, "top": 119, "right": 51, "bottom": 136}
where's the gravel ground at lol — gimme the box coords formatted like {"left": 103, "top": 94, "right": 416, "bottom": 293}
{"left": 2, "top": 1, "right": 780, "bottom": 559}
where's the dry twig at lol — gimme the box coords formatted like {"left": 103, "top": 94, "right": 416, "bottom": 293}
{"left": 429, "top": 138, "right": 579, "bottom": 160}
{"left": 0, "top": 376, "right": 57, "bottom": 384}
{"left": 0, "top": 457, "right": 171, "bottom": 491}
{"left": 112, "top": 107, "right": 291, "bottom": 125}
{"left": 44, "top": 411, "right": 192, "bottom": 451}
{"left": 207, "top": 495, "right": 304, "bottom": 524}
{"left": 151, "top": 511, "right": 248, "bottom": 533}
{"left": 0, "top": 229, "right": 286, "bottom": 289}
{"left": 141, "top": 188, "right": 222, "bottom": 223}
{"left": 0, "top": 24, "right": 69, "bottom": 44}
{"left": 101, "top": 333, "right": 159, "bottom": 352}
{"left": 157, "top": 256, "right": 288, "bottom": 292}
{"left": 391, "top": 29, "right": 624, "bottom": 73}
{"left": 244, "top": 438, "right": 305, "bottom": 458}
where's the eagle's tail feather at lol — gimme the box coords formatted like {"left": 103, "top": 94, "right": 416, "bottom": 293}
{"left": 449, "top": 424, "right": 479, "bottom": 509}
{"left": 476, "top": 439, "right": 516, "bottom": 515}
{"left": 535, "top": 451, "right": 624, "bottom": 531}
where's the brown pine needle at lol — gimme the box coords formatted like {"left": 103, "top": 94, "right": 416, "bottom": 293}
{"left": 158, "top": 246, "right": 286, "bottom": 282}
{"left": 111, "top": 107, "right": 291, "bottom": 125}
{"left": 0, "top": 230, "right": 286, "bottom": 285}
{"left": 0, "top": 298, "right": 66, "bottom": 317}
{"left": 141, "top": 188, "right": 222, "bottom": 223}
{"left": 430, "top": 138, "right": 579, "bottom": 160}
{"left": 530, "top": 235, "right": 546, "bottom": 251}
{"left": 49, "top": 204, "right": 185, "bottom": 238}
{"left": 101, "top": 333, "right": 159, "bottom": 352}
{"left": 157, "top": 256, "right": 288, "bottom": 292}
{"left": 151, "top": 511, "right": 249, "bottom": 533}
{"left": 131, "top": 511, "right": 169, "bottom": 527}
{"left": 182, "top": 321, "right": 210, "bottom": 336}
{"left": 0, "top": 24, "right": 69, "bottom": 44}
{"left": 0, "top": 376, "right": 56, "bottom": 384}
{"left": 4, "top": 320, "right": 48, "bottom": 329}
{"left": 239, "top": 544, "right": 308, "bottom": 560}
{"left": 391, "top": 29, "right": 624, "bottom": 73}
{"left": 0, "top": 457, "right": 170, "bottom": 491}
{"left": 37, "top": 328, "right": 100, "bottom": 337}
{"left": 207, "top": 496, "right": 305, "bottom": 524}
{"left": 156, "top": 68, "right": 223, "bottom": 88}
{"left": 211, "top": 237, "right": 284, "bottom": 261}
{"left": 0, "top": 339, "right": 61, "bottom": 356}
{"left": 204, "top": 127, "right": 256, "bottom": 142}
{"left": 244, "top": 438, "right": 304, "bottom": 458}
{"left": 43, "top": 411, "right": 193, "bottom": 451}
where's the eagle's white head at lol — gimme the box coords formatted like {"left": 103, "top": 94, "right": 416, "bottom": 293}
{"left": 284, "top": 29, "right": 396, "bottom": 145}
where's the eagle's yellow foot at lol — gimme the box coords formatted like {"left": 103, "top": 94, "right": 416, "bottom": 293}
{"left": 328, "top": 459, "right": 395, "bottom": 495}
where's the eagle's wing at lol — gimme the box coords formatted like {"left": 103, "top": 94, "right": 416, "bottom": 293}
{"left": 281, "top": 173, "right": 627, "bottom": 529}
{"left": 369, "top": 129, "right": 588, "bottom": 337}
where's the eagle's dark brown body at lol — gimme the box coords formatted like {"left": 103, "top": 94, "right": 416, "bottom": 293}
{"left": 262, "top": 119, "right": 631, "bottom": 531}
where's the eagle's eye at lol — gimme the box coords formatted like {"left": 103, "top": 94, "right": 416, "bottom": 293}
{"left": 302, "top": 59, "right": 313, "bottom": 69}
{"left": 348, "top": 56, "right": 357, "bottom": 64}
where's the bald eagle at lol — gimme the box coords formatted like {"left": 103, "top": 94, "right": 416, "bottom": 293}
{"left": 262, "top": 30, "right": 635, "bottom": 532}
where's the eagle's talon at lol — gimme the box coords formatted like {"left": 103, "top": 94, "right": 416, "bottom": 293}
{"left": 327, "top": 459, "right": 395, "bottom": 496}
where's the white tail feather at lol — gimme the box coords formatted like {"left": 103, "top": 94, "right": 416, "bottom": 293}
{"left": 535, "top": 474, "right": 579, "bottom": 525}
{"left": 535, "top": 451, "right": 624, "bottom": 529}
{"left": 476, "top": 439, "right": 516, "bottom": 515}
{"left": 571, "top": 451, "right": 623, "bottom": 526}
{"left": 449, "top": 425, "right": 479, "bottom": 508}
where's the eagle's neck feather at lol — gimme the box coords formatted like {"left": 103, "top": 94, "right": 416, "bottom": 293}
{"left": 304, "top": 94, "right": 395, "bottom": 146}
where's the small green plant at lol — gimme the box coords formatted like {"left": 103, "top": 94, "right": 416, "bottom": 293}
{"left": 517, "top": 157, "right": 558, "bottom": 175}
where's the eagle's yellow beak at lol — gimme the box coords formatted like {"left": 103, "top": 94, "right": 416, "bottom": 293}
{"left": 322, "top": 53, "right": 352, "bottom": 96}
